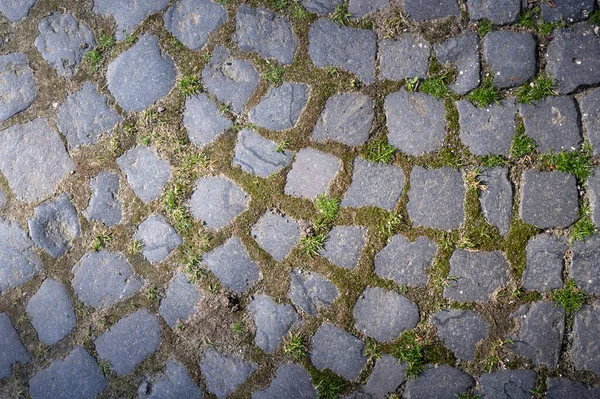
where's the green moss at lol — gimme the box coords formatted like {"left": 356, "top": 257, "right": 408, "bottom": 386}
{"left": 480, "top": 155, "right": 508, "bottom": 168}
{"left": 477, "top": 18, "right": 493, "bottom": 37}
{"left": 510, "top": 121, "right": 536, "bottom": 159}
{"left": 467, "top": 77, "right": 502, "bottom": 107}
{"left": 393, "top": 331, "right": 425, "bottom": 378}
{"left": 315, "top": 372, "right": 344, "bottom": 399}
{"left": 263, "top": 64, "right": 285, "bottom": 85}
{"left": 539, "top": 143, "right": 593, "bottom": 181}
{"left": 178, "top": 74, "right": 201, "bottom": 96}
{"left": 552, "top": 279, "right": 584, "bottom": 316}
{"left": 363, "top": 137, "right": 396, "bottom": 164}
{"left": 591, "top": 10, "right": 600, "bottom": 25}
{"left": 502, "top": 218, "right": 540, "bottom": 279}
{"left": 517, "top": 8, "right": 538, "bottom": 29}
{"left": 516, "top": 74, "right": 556, "bottom": 104}
{"left": 290, "top": 1, "right": 309, "bottom": 20}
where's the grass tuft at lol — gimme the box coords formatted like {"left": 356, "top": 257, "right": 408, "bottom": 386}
{"left": 290, "top": 1, "right": 309, "bottom": 20}
{"left": 467, "top": 77, "right": 502, "bottom": 107}
{"left": 301, "top": 233, "right": 327, "bottom": 256}
{"left": 330, "top": 4, "right": 352, "bottom": 26}
{"left": 591, "top": 10, "right": 600, "bottom": 25}
{"left": 363, "top": 138, "right": 396, "bottom": 164}
{"left": 178, "top": 74, "right": 200, "bottom": 96}
{"left": 393, "top": 331, "right": 424, "bottom": 378}
{"left": 477, "top": 18, "right": 493, "bottom": 36}
{"left": 405, "top": 76, "right": 419, "bottom": 92}
{"left": 83, "top": 33, "right": 116, "bottom": 72}
{"left": 516, "top": 75, "right": 556, "bottom": 104}
{"left": 517, "top": 9, "right": 537, "bottom": 29}
{"left": 92, "top": 232, "right": 111, "bottom": 251}
{"left": 480, "top": 155, "right": 508, "bottom": 168}
{"left": 510, "top": 131, "right": 536, "bottom": 159}
{"left": 571, "top": 203, "right": 596, "bottom": 242}
{"left": 381, "top": 211, "right": 402, "bottom": 236}
{"left": 552, "top": 279, "right": 584, "bottom": 316}
{"left": 419, "top": 71, "right": 451, "bottom": 99}
{"left": 263, "top": 64, "right": 285, "bottom": 85}
{"left": 316, "top": 195, "right": 340, "bottom": 225}
{"left": 364, "top": 339, "right": 382, "bottom": 361}
{"left": 540, "top": 144, "right": 593, "bottom": 181}
{"left": 283, "top": 332, "right": 308, "bottom": 359}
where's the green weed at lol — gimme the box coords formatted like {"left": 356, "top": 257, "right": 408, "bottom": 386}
{"left": 591, "top": 10, "right": 600, "bottom": 25}
{"left": 477, "top": 18, "right": 493, "bottom": 36}
{"left": 178, "top": 74, "right": 200, "bottom": 96}
{"left": 363, "top": 138, "right": 396, "bottom": 163}
{"left": 480, "top": 155, "right": 508, "bottom": 167}
{"left": 467, "top": 77, "right": 502, "bottom": 107}
{"left": 419, "top": 71, "right": 451, "bottom": 99}
{"left": 405, "top": 76, "right": 419, "bottom": 92}
{"left": 510, "top": 132, "right": 536, "bottom": 159}
{"left": 381, "top": 211, "right": 402, "bottom": 236}
{"left": 300, "top": 233, "right": 327, "bottom": 256}
{"left": 540, "top": 144, "right": 593, "bottom": 181}
{"left": 92, "top": 233, "right": 111, "bottom": 251}
{"left": 263, "top": 64, "right": 285, "bottom": 85}
{"left": 146, "top": 286, "right": 158, "bottom": 300}
{"left": 316, "top": 195, "right": 340, "bottom": 224}
{"left": 393, "top": 331, "right": 424, "bottom": 378}
{"left": 571, "top": 203, "right": 596, "bottom": 242}
{"left": 231, "top": 322, "right": 244, "bottom": 334}
{"left": 552, "top": 279, "right": 584, "bottom": 316}
{"left": 316, "top": 374, "right": 343, "bottom": 399}
{"left": 283, "top": 332, "right": 308, "bottom": 359}
{"left": 516, "top": 75, "right": 555, "bottom": 104}
{"left": 330, "top": 4, "right": 351, "bottom": 26}
{"left": 290, "top": 2, "right": 309, "bottom": 20}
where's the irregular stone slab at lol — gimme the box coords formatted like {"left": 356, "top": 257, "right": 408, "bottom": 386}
{"left": 26, "top": 279, "right": 76, "bottom": 345}
{"left": 0, "top": 118, "right": 74, "bottom": 203}
{"left": 402, "top": 0, "right": 460, "bottom": 21}
{"left": 29, "top": 347, "right": 107, "bottom": 399}
{"left": 522, "top": 234, "right": 567, "bottom": 293}
{"left": 509, "top": 301, "right": 565, "bottom": 367}
{"left": 301, "top": 0, "right": 342, "bottom": 14}
{"left": 248, "top": 83, "right": 309, "bottom": 130}
{"left": 284, "top": 148, "right": 341, "bottom": 198}
{"left": 200, "top": 349, "right": 257, "bottom": 399}
{"left": 580, "top": 88, "right": 600, "bottom": 156}
{"left": 57, "top": 82, "right": 121, "bottom": 148}
{"left": 403, "top": 365, "right": 474, "bottom": 399}
{"left": 311, "top": 323, "right": 367, "bottom": 380}
{"left": 444, "top": 250, "right": 509, "bottom": 302}
{"left": 540, "top": 0, "right": 594, "bottom": 23}
{"left": 385, "top": 90, "right": 446, "bottom": 156}
{"left": 519, "top": 96, "right": 582, "bottom": 152}
{"left": 349, "top": 0, "right": 389, "bottom": 17}
{"left": 476, "top": 370, "right": 537, "bottom": 399}
{"left": 407, "top": 167, "right": 465, "bottom": 230}
{"left": 163, "top": 0, "right": 226, "bottom": 51}
{"left": 0, "top": 313, "right": 30, "bottom": 379}
{"left": 432, "top": 309, "right": 488, "bottom": 361}
{"left": 233, "top": 129, "right": 293, "bottom": 177}
{"left": 28, "top": 193, "right": 81, "bottom": 258}
{"left": 483, "top": 31, "right": 536, "bottom": 89}
{"left": 342, "top": 158, "right": 404, "bottom": 211}
{"left": 253, "top": 363, "right": 316, "bottom": 399}
{"left": 572, "top": 303, "right": 600, "bottom": 376}
{"left": 308, "top": 18, "right": 376, "bottom": 83}
{"left": 434, "top": 31, "right": 480, "bottom": 95}
{"left": 138, "top": 359, "right": 202, "bottom": 399}
{"left": 159, "top": 274, "right": 200, "bottom": 328}
{"left": 93, "top": 0, "right": 169, "bottom": 41}
{"left": 202, "top": 45, "right": 259, "bottom": 114}
{"left": 0, "top": 0, "right": 36, "bottom": 22}
{"left": 183, "top": 93, "right": 232, "bottom": 149}
{"left": 572, "top": 235, "right": 600, "bottom": 295}
{"left": 457, "top": 99, "right": 517, "bottom": 156}
{"left": 0, "top": 53, "right": 36, "bottom": 122}
{"left": 249, "top": 296, "right": 301, "bottom": 353}
{"left": 251, "top": 211, "right": 300, "bottom": 262}
{"left": 353, "top": 287, "right": 419, "bottom": 342}
{"left": 546, "top": 377, "right": 600, "bottom": 399}
{"left": 234, "top": 5, "right": 298, "bottom": 65}
{"left": 117, "top": 145, "right": 171, "bottom": 203}
{"left": 379, "top": 35, "right": 430, "bottom": 81}
{"left": 375, "top": 234, "right": 436, "bottom": 287}
{"left": 546, "top": 23, "right": 600, "bottom": 94}
{"left": 311, "top": 93, "right": 373, "bottom": 146}
{"left": 319, "top": 225, "right": 366, "bottom": 270}
{"left": 135, "top": 214, "right": 182, "bottom": 263}
{"left": 95, "top": 309, "right": 161, "bottom": 375}
{"left": 479, "top": 167, "right": 513, "bottom": 236}
{"left": 288, "top": 269, "right": 339, "bottom": 315}
{"left": 519, "top": 170, "right": 579, "bottom": 229}
{"left": 84, "top": 171, "right": 122, "bottom": 227}
{"left": 361, "top": 355, "right": 406, "bottom": 397}
{"left": 0, "top": 218, "right": 42, "bottom": 293}
{"left": 467, "top": 0, "right": 520, "bottom": 24}
{"left": 107, "top": 34, "right": 176, "bottom": 112}
{"left": 190, "top": 176, "right": 249, "bottom": 229}
{"left": 589, "top": 169, "right": 600, "bottom": 227}
{"left": 71, "top": 250, "right": 144, "bottom": 309}
{"left": 202, "top": 236, "right": 260, "bottom": 293}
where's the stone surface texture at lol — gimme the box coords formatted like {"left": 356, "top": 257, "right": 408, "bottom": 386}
{"left": 190, "top": 176, "right": 249, "bottom": 228}
{"left": 93, "top": 0, "right": 169, "bottom": 41}
{"left": 310, "top": 323, "right": 367, "bottom": 380}
{"left": 26, "top": 279, "right": 76, "bottom": 345}
{"left": 288, "top": 269, "right": 339, "bottom": 315}
{"left": 379, "top": 34, "right": 430, "bottom": 81}
{"left": 138, "top": 359, "right": 202, "bottom": 399}
{"left": 483, "top": 31, "right": 536, "bottom": 88}
{"left": 184, "top": 93, "right": 233, "bottom": 149}
{"left": 84, "top": 171, "right": 122, "bottom": 227}
{"left": 202, "top": 236, "right": 260, "bottom": 292}
{"left": 117, "top": 145, "right": 172, "bottom": 203}
{"left": 200, "top": 349, "right": 257, "bottom": 399}
{"left": 233, "top": 129, "right": 293, "bottom": 177}
{"left": 248, "top": 83, "right": 309, "bottom": 131}
{"left": 522, "top": 234, "right": 567, "bottom": 293}
{"left": 163, "top": 0, "right": 226, "bottom": 51}
{"left": 479, "top": 167, "right": 513, "bottom": 236}
{"left": 135, "top": 214, "right": 182, "bottom": 263}
{"left": 0, "top": 218, "right": 42, "bottom": 293}
{"left": 284, "top": 148, "right": 341, "bottom": 198}
{"left": 403, "top": 365, "right": 474, "bottom": 399}
{"left": 159, "top": 274, "right": 200, "bottom": 328}
{"left": 0, "top": 313, "right": 30, "bottom": 379}
{"left": 251, "top": 211, "right": 300, "bottom": 262}
{"left": 249, "top": 295, "right": 301, "bottom": 353}
{"left": 0, "top": 53, "right": 36, "bottom": 122}
{"left": 432, "top": 309, "right": 488, "bottom": 361}
{"left": 319, "top": 225, "right": 366, "bottom": 270}
{"left": 434, "top": 31, "right": 480, "bottom": 95}
{"left": 342, "top": 158, "right": 404, "bottom": 211}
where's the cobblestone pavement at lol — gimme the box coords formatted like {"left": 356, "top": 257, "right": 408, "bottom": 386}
{"left": 1, "top": 0, "right": 600, "bottom": 398}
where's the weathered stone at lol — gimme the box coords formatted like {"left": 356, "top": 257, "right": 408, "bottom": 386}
{"left": 0, "top": 53, "right": 36, "bottom": 122}
{"left": 402, "top": 0, "right": 460, "bottom": 21}
{"left": 190, "top": 176, "right": 249, "bottom": 229}
{"left": 476, "top": 370, "right": 537, "bottom": 399}
{"left": 135, "top": 214, "right": 182, "bottom": 263}
{"left": 479, "top": 167, "right": 513, "bottom": 236}
{"left": 572, "top": 302, "right": 600, "bottom": 376}
{"left": 349, "top": 0, "right": 389, "bottom": 17}
{"left": 93, "top": 0, "right": 169, "bottom": 41}
{"left": 249, "top": 296, "right": 301, "bottom": 353}
{"left": 434, "top": 31, "right": 480, "bottom": 95}
{"left": 483, "top": 31, "right": 536, "bottom": 89}
{"left": 288, "top": 269, "right": 339, "bottom": 315}
{"left": 375, "top": 234, "right": 436, "bottom": 287}
{"left": 522, "top": 234, "right": 567, "bottom": 293}
{"left": 580, "top": 88, "right": 600, "bottom": 156}
{"left": 138, "top": 359, "right": 202, "bottom": 399}
{"left": 403, "top": 365, "right": 474, "bottom": 399}
{"left": 183, "top": 93, "right": 233, "bottom": 149}
{"left": 248, "top": 83, "right": 309, "bottom": 130}
{"left": 379, "top": 34, "right": 430, "bottom": 81}
{"left": 200, "top": 349, "right": 257, "bottom": 399}
{"left": 163, "top": 0, "right": 226, "bottom": 50}
{"left": 251, "top": 211, "right": 300, "bottom": 262}
{"left": 0, "top": 218, "right": 42, "bottom": 293}
{"left": 546, "top": 377, "right": 600, "bottom": 399}
{"left": 117, "top": 145, "right": 172, "bottom": 203}
{"left": 319, "top": 225, "right": 367, "bottom": 270}
{"left": 0, "top": 187, "right": 6, "bottom": 208}
{"left": 253, "top": 363, "right": 316, "bottom": 399}
{"left": 311, "top": 323, "right": 367, "bottom": 380}
{"left": 233, "top": 129, "right": 293, "bottom": 177}
{"left": 202, "top": 236, "right": 260, "bottom": 293}
{"left": 432, "top": 309, "right": 488, "bottom": 361}
{"left": 301, "top": 0, "right": 342, "bottom": 15}
{"left": 589, "top": 168, "right": 600, "bottom": 227}
{"left": 284, "top": 148, "right": 341, "bottom": 198}
{"left": 385, "top": 90, "right": 446, "bottom": 156}
{"left": 159, "top": 274, "right": 200, "bottom": 328}
{"left": 467, "top": 0, "right": 520, "bottom": 24}
{"left": 84, "top": 171, "right": 122, "bottom": 227}
{"left": 540, "top": 0, "right": 594, "bottom": 23}
{"left": 572, "top": 235, "right": 600, "bottom": 295}
{"left": 361, "top": 355, "right": 406, "bottom": 397}
{"left": 342, "top": 158, "right": 404, "bottom": 211}
{"left": 311, "top": 93, "right": 373, "bottom": 146}
{"left": 0, "top": 0, "right": 36, "bottom": 22}
{"left": 0, "top": 313, "right": 30, "bottom": 379}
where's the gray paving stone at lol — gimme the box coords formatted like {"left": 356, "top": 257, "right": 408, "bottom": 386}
{"left": 308, "top": 18, "right": 376, "bottom": 83}
{"left": 301, "top": 0, "right": 342, "bottom": 14}
{"left": 546, "top": 23, "right": 600, "bottom": 94}
{"left": 135, "top": 214, "right": 182, "bottom": 263}
{"left": 249, "top": 296, "right": 301, "bottom": 353}
{"left": 407, "top": 167, "right": 465, "bottom": 230}
{"left": 0, "top": 118, "right": 74, "bottom": 203}
{"left": 467, "top": 0, "right": 520, "bottom": 24}
{"left": 251, "top": 211, "right": 300, "bottom": 262}
{"left": 0, "top": 218, "right": 42, "bottom": 293}
{"left": 457, "top": 99, "right": 517, "bottom": 156}
{"left": 0, "top": 313, "right": 30, "bottom": 379}
{"left": 284, "top": 148, "right": 341, "bottom": 198}
{"left": 0, "top": 0, "right": 36, "bottom": 22}
{"left": 589, "top": 168, "right": 600, "bottom": 227}
{"left": 580, "top": 88, "right": 600, "bottom": 156}
{"left": 93, "top": 0, "right": 169, "bottom": 41}
{"left": 183, "top": 93, "right": 232, "bottom": 149}
{"left": 375, "top": 234, "right": 436, "bottom": 287}
{"left": 0, "top": 187, "right": 6, "bottom": 208}
{"left": 26, "top": 279, "right": 75, "bottom": 346}
{"left": 84, "top": 171, "right": 122, "bottom": 227}
{"left": 518, "top": 96, "right": 582, "bottom": 152}
{"left": 0, "top": 53, "right": 36, "bottom": 122}
{"left": 202, "top": 236, "right": 260, "bottom": 293}
{"left": 341, "top": 158, "right": 404, "bottom": 211}
{"left": 29, "top": 347, "right": 107, "bottom": 399}
{"left": 483, "top": 31, "right": 536, "bottom": 89}
{"left": 349, "top": 0, "right": 389, "bottom": 17}
{"left": 233, "top": 129, "right": 293, "bottom": 178}
{"left": 379, "top": 35, "right": 430, "bottom": 81}
{"left": 311, "top": 93, "right": 374, "bottom": 146}
{"left": 311, "top": 323, "right": 367, "bottom": 380}
{"left": 139, "top": 359, "right": 202, "bottom": 399}
{"left": 288, "top": 269, "right": 339, "bottom": 315}
{"left": 434, "top": 31, "right": 480, "bottom": 95}
{"left": 200, "top": 348, "right": 257, "bottom": 399}
{"left": 107, "top": 34, "right": 176, "bottom": 112}
{"left": 545, "top": 377, "right": 600, "bottom": 399}
{"left": 476, "top": 370, "right": 537, "bottom": 399}
{"left": 385, "top": 90, "right": 446, "bottom": 156}
{"left": 432, "top": 309, "right": 488, "bottom": 361}
{"left": 444, "top": 250, "right": 509, "bottom": 302}
{"left": 353, "top": 287, "right": 419, "bottom": 342}
{"left": 403, "top": 365, "right": 474, "bottom": 399}
{"left": 361, "top": 354, "right": 406, "bottom": 397}
{"left": 402, "top": 0, "right": 460, "bottom": 21}
{"left": 572, "top": 235, "right": 600, "bottom": 295}
{"left": 522, "top": 234, "right": 567, "bottom": 293}
{"left": 163, "top": 0, "right": 226, "bottom": 51}
{"left": 479, "top": 167, "right": 513, "bottom": 236}
{"left": 253, "top": 363, "right": 316, "bottom": 399}
{"left": 71, "top": 250, "right": 144, "bottom": 309}
{"left": 248, "top": 83, "right": 309, "bottom": 130}
{"left": 28, "top": 193, "right": 80, "bottom": 258}
{"left": 519, "top": 170, "right": 579, "bottom": 229}
{"left": 159, "top": 274, "right": 200, "bottom": 328}
{"left": 34, "top": 13, "right": 95, "bottom": 78}
{"left": 572, "top": 302, "right": 600, "bottom": 376}
{"left": 540, "top": 0, "right": 594, "bottom": 23}
{"left": 202, "top": 45, "right": 259, "bottom": 114}
{"left": 190, "top": 176, "right": 249, "bottom": 229}
{"left": 56, "top": 82, "right": 121, "bottom": 148}
{"left": 117, "top": 145, "right": 172, "bottom": 204}
{"left": 319, "top": 225, "right": 367, "bottom": 270}
{"left": 234, "top": 5, "right": 298, "bottom": 65}
{"left": 509, "top": 301, "right": 565, "bottom": 367}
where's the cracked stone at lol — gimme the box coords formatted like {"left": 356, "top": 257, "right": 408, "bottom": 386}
{"left": 233, "top": 129, "right": 293, "bottom": 178}
{"left": 434, "top": 31, "right": 480, "bottom": 95}
{"left": 479, "top": 167, "right": 513, "bottom": 236}
{"left": 522, "top": 234, "right": 567, "bottom": 293}
{"left": 467, "top": 0, "right": 520, "bottom": 24}
{"left": 0, "top": 53, "right": 36, "bottom": 122}
{"left": 572, "top": 302, "right": 600, "bottom": 377}
{"left": 342, "top": 158, "right": 404, "bottom": 211}
{"left": 248, "top": 82, "right": 309, "bottom": 131}
{"left": 84, "top": 171, "right": 122, "bottom": 227}
{"left": 253, "top": 363, "right": 316, "bottom": 399}
{"left": 0, "top": 313, "right": 30, "bottom": 379}
{"left": 379, "top": 34, "right": 430, "bottom": 81}
{"left": 200, "top": 349, "right": 257, "bottom": 399}
{"left": 202, "top": 236, "right": 260, "bottom": 293}
{"left": 163, "top": 0, "right": 226, "bottom": 50}
{"left": 251, "top": 211, "right": 300, "bottom": 262}
{"left": 402, "top": 0, "right": 460, "bottom": 21}
{"left": 0, "top": 218, "right": 42, "bottom": 293}
{"left": 572, "top": 235, "right": 600, "bottom": 295}
{"left": 190, "top": 176, "right": 250, "bottom": 229}
{"left": 117, "top": 145, "right": 172, "bottom": 204}
{"left": 284, "top": 148, "right": 341, "bottom": 198}
{"left": 138, "top": 359, "right": 202, "bottom": 399}
{"left": 135, "top": 214, "right": 182, "bottom": 263}
{"left": 476, "top": 370, "right": 537, "bottom": 399}
{"left": 159, "top": 274, "right": 200, "bottom": 329}
{"left": 183, "top": 93, "right": 233, "bottom": 149}
{"left": 319, "top": 225, "right": 367, "bottom": 270}
{"left": 288, "top": 269, "right": 339, "bottom": 315}
{"left": 483, "top": 31, "right": 536, "bottom": 89}
{"left": 93, "top": 0, "right": 169, "bottom": 41}
{"left": 249, "top": 296, "right": 302, "bottom": 353}
{"left": 540, "top": 0, "right": 594, "bottom": 23}
{"left": 432, "top": 309, "right": 488, "bottom": 361}
{"left": 0, "top": 0, "right": 36, "bottom": 22}
{"left": 403, "top": 365, "right": 474, "bottom": 399}
{"left": 580, "top": 88, "right": 600, "bottom": 156}
{"left": 311, "top": 323, "right": 367, "bottom": 380}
